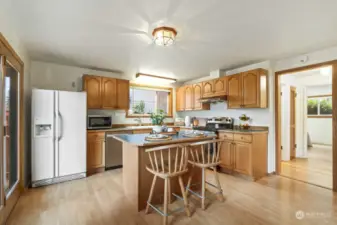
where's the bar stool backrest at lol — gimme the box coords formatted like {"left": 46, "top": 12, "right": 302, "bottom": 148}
{"left": 187, "top": 139, "right": 224, "bottom": 167}
{"left": 145, "top": 144, "right": 188, "bottom": 178}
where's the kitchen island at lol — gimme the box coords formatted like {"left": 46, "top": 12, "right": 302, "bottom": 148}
{"left": 110, "top": 131, "right": 217, "bottom": 212}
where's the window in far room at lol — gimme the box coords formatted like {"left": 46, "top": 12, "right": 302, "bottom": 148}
{"left": 127, "top": 85, "right": 172, "bottom": 117}
{"left": 307, "top": 95, "right": 332, "bottom": 117}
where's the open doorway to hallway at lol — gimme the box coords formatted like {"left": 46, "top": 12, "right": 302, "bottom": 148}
{"left": 280, "top": 66, "right": 333, "bottom": 189}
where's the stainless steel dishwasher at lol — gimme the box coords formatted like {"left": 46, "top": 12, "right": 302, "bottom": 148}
{"left": 105, "top": 131, "right": 132, "bottom": 170}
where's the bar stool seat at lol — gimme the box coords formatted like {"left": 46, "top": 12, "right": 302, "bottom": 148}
{"left": 186, "top": 139, "right": 225, "bottom": 210}
{"left": 145, "top": 144, "right": 191, "bottom": 225}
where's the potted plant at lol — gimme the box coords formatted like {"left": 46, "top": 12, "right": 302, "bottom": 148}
{"left": 239, "top": 114, "right": 251, "bottom": 130}
{"left": 150, "top": 109, "right": 166, "bottom": 133}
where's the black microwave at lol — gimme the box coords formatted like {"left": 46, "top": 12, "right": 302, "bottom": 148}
{"left": 87, "top": 115, "right": 112, "bottom": 129}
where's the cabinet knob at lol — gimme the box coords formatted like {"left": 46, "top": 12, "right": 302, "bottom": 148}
{"left": 241, "top": 137, "right": 244, "bottom": 139}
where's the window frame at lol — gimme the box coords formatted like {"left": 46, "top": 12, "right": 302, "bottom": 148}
{"left": 126, "top": 84, "right": 173, "bottom": 118}
{"left": 307, "top": 94, "right": 332, "bottom": 118}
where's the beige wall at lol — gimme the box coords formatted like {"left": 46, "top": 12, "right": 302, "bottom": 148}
{"left": 31, "top": 61, "right": 174, "bottom": 125}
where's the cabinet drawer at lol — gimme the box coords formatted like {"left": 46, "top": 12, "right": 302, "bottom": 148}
{"left": 218, "top": 132, "right": 234, "bottom": 140}
{"left": 87, "top": 132, "right": 105, "bottom": 141}
{"left": 234, "top": 134, "right": 252, "bottom": 143}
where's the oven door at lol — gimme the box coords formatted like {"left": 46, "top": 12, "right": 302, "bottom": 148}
{"left": 88, "top": 116, "right": 112, "bottom": 129}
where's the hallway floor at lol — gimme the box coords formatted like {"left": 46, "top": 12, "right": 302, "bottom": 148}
{"left": 281, "top": 144, "right": 332, "bottom": 189}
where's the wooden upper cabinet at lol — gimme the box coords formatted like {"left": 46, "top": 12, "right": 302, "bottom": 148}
{"left": 193, "top": 83, "right": 210, "bottom": 111}
{"left": 227, "top": 69, "right": 268, "bottom": 109}
{"left": 184, "top": 85, "right": 193, "bottom": 110}
{"left": 101, "top": 77, "right": 117, "bottom": 109}
{"left": 116, "top": 79, "right": 130, "bottom": 110}
{"left": 83, "top": 75, "right": 130, "bottom": 110}
{"left": 83, "top": 75, "right": 102, "bottom": 109}
{"left": 227, "top": 74, "right": 242, "bottom": 109}
{"left": 202, "top": 80, "right": 214, "bottom": 97}
{"left": 193, "top": 83, "right": 202, "bottom": 110}
{"left": 213, "top": 77, "right": 227, "bottom": 96}
{"left": 242, "top": 70, "right": 260, "bottom": 108}
{"left": 243, "top": 69, "right": 268, "bottom": 108}
{"left": 176, "top": 87, "right": 185, "bottom": 111}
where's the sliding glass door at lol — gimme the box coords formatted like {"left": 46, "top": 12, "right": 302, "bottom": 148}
{"left": 0, "top": 33, "right": 24, "bottom": 223}
{"left": 3, "top": 60, "right": 19, "bottom": 195}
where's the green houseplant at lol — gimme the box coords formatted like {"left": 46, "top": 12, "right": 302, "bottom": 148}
{"left": 150, "top": 109, "right": 166, "bottom": 125}
{"left": 132, "top": 100, "right": 145, "bottom": 114}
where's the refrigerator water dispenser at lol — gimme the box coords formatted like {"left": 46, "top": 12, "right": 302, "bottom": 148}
{"left": 35, "top": 124, "right": 52, "bottom": 137}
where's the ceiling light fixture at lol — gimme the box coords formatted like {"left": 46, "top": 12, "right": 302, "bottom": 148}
{"left": 152, "top": 26, "right": 177, "bottom": 46}
{"left": 136, "top": 73, "right": 177, "bottom": 84}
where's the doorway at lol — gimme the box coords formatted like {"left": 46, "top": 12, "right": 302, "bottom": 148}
{"left": 276, "top": 62, "right": 336, "bottom": 191}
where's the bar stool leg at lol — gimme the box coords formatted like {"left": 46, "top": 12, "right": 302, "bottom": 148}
{"left": 178, "top": 176, "right": 191, "bottom": 217}
{"left": 212, "top": 167, "right": 224, "bottom": 202}
{"left": 185, "top": 166, "right": 194, "bottom": 197}
{"left": 163, "top": 178, "right": 169, "bottom": 225}
{"left": 168, "top": 179, "right": 171, "bottom": 203}
{"left": 145, "top": 175, "right": 157, "bottom": 214}
{"left": 201, "top": 168, "right": 206, "bottom": 210}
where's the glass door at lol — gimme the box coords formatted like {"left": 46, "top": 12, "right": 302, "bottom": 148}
{"left": 3, "top": 60, "right": 19, "bottom": 196}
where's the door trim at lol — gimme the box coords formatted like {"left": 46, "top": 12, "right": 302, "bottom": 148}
{"left": 290, "top": 86, "right": 296, "bottom": 160}
{"left": 275, "top": 60, "right": 337, "bottom": 192}
{"left": 0, "top": 33, "right": 25, "bottom": 223}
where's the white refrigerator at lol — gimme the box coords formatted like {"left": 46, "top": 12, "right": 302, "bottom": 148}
{"left": 31, "top": 89, "right": 87, "bottom": 187}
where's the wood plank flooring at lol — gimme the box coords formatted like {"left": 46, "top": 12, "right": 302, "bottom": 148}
{"left": 281, "top": 145, "right": 332, "bottom": 189}
{"left": 7, "top": 169, "right": 337, "bottom": 225}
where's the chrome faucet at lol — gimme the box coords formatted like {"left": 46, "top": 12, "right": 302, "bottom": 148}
{"left": 134, "top": 118, "right": 142, "bottom": 126}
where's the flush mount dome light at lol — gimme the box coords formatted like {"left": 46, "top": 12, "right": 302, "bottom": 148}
{"left": 152, "top": 26, "right": 177, "bottom": 46}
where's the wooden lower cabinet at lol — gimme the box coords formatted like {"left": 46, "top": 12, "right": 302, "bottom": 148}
{"left": 87, "top": 132, "right": 105, "bottom": 173}
{"left": 218, "top": 131, "right": 268, "bottom": 180}
{"left": 219, "top": 141, "right": 233, "bottom": 169}
{"left": 233, "top": 142, "right": 252, "bottom": 175}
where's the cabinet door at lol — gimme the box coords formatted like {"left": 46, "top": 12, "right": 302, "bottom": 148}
{"left": 176, "top": 87, "right": 185, "bottom": 111}
{"left": 233, "top": 142, "right": 252, "bottom": 175}
{"left": 116, "top": 79, "right": 130, "bottom": 110}
{"left": 184, "top": 85, "right": 193, "bottom": 110}
{"left": 242, "top": 70, "right": 260, "bottom": 108}
{"left": 193, "top": 83, "right": 203, "bottom": 110}
{"left": 101, "top": 77, "right": 117, "bottom": 109}
{"left": 83, "top": 75, "right": 102, "bottom": 109}
{"left": 227, "top": 74, "right": 242, "bottom": 109}
{"left": 213, "top": 77, "right": 227, "bottom": 96}
{"left": 87, "top": 139, "right": 104, "bottom": 169}
{"left": 202, "top": 80, "right": 214, "bottom": 97}
{"left": 219, "top": 141, "right": 233, "bottom": 169}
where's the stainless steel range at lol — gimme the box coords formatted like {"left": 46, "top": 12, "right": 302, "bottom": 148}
{"left": 193, "top": 117, "right": 234, "bottom": 133}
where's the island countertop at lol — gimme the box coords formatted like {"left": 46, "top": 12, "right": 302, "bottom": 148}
{"left": 109, "top": 131, "right": 217, "bottom": 146}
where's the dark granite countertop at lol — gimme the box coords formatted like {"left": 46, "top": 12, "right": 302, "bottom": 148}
{"left": 109, "top": 131, "right": 217, "bottom": 146}
{"left": 217, "top": 128, "right": 268, "bottom": 133}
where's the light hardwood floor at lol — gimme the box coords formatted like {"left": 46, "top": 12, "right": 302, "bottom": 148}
{"left": 7, "top": 169, "right": 337, "bottom": 225}
{"left": 281, "top": 145, "right": 332, "bottom": 189}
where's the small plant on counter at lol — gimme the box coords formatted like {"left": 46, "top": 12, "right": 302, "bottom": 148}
{"left": 239, "top": 114, "right": 250, "bottom": 121}
{"left": 239, "top": 114, "right": 251, "bottom": 129}
{"left": 150, "top": 109, "right": 166, "bottom": 125}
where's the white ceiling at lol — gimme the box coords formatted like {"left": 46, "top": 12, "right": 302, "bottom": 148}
{"left": 10, "top": 0, "right": 337, "bottom": 81}
{"left": 282, "top": 66, "right": 332, "bottom": 86}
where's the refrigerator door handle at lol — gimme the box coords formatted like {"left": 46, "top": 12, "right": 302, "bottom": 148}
{"left": 58, "top": 111, "right": 63, "bottom": 141}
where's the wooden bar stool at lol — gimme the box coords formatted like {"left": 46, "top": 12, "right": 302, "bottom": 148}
{"left": 145, "top": 144, "right": 191, "bottom": 225}
{"left": 185, "top": 139, "right": 224, "bottom": 210}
